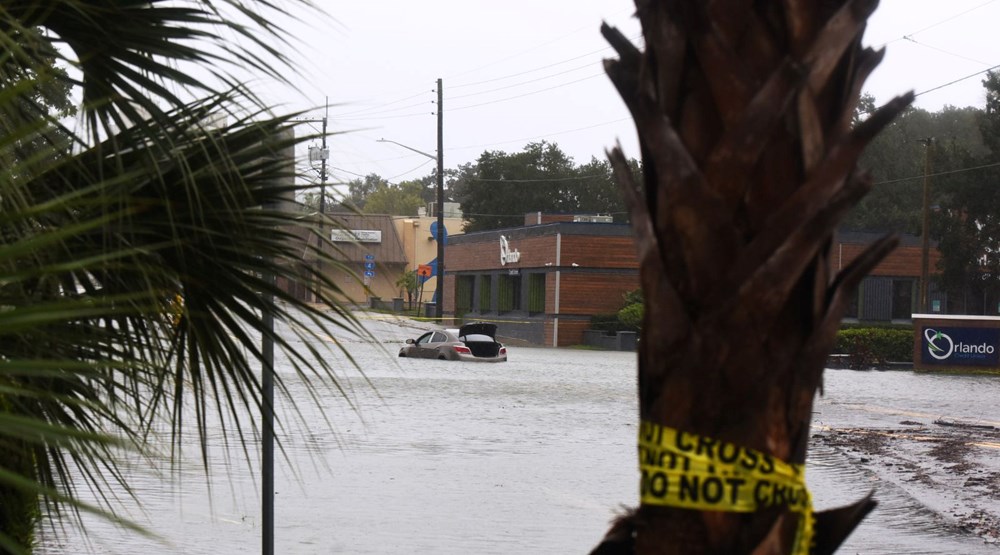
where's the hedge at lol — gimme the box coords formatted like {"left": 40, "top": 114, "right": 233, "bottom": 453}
{"left": 833, "top": 327, "right": 914, "bottom": 368}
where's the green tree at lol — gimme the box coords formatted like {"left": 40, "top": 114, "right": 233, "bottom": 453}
{"left": 846, "top": 103, "right": 986, "bottom": 233}
{"left": 931, "top": 71, "right": 1000, "bottom": 313}
{"left": 456, "top": 141, "right": 576, "bottom": 231}
{"left": 1, "top": 2, "right": 363, "bottom": 552}
{"left": 363, "top": 180, "right": 424, "bottom": 215}
{"left": 455, "top": 141, "right": 639, "bottom": 232}
{"left": 395, "top": 270, "right": 420, "bottom": 309}
{"left": 346, "top": 173, "right": 390, "bottom": 210}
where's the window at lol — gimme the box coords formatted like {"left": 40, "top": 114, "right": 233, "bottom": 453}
{"left": 844, "top": 283, "right": 859, "bottom": 319}
{"left": 478, "top": 275, "right": 493, "bottom": 312}
{"left": 498, "top": 274, "right": 521, "bottom": 313}
{"left": 891, "top": 279, "right": 914, "bottom": 320}
{"left": 456, "top": 275, "right": 474, "bottom": 317}
{"left": 527, "top": 273, "right": 546, "bottom": 314}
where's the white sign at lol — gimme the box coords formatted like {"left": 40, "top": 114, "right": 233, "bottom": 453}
{"left": 330, "top": 229, "right": 382, "bottom": 243}
{"left": 500, "top": 235, "right": 521, "bottom": 265}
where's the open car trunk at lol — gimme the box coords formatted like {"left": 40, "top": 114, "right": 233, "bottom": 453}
{"left": 459, "top": 322, "right": 502, "bottom": 358}
{"left": 464, "top": 340, "right": 501, "bottom": 358}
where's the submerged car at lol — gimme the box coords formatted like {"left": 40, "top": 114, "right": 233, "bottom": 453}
{"left": 399, "top": 322, "right": 507, "bottom": 362}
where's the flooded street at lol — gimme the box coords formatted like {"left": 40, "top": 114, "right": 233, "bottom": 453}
{"left": 39, "top": 312, "right": 1000, "bottom": 553}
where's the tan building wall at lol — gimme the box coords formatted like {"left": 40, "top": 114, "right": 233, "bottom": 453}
{"left": 393, "top": 216, "right": 464, "bottom": 304}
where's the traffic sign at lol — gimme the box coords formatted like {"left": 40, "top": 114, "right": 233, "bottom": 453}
{"left": 364, "top": 262, "right": 375, "bottom": 270}
{"left": 364, "top": 254, "right": 374, "bottom": 261}
{"left": 417, "top": 264, "right": 432, "bottom": 277}
{"left": 364, "top": 270, "right": 375, "bottom": 277}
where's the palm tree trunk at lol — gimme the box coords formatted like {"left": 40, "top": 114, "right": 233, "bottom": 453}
{"left": 593, "top": 1, "right": 912, "bottom": 553}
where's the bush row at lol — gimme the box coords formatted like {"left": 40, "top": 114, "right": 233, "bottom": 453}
{"left": 832, "top": 326, "right": 914, "bottom": 368}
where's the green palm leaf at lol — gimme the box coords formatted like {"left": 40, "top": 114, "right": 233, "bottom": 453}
{"left": 1, "top": 1, "right": 365, "bottom": 552}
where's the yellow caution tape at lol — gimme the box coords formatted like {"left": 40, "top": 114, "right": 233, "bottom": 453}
{"left": 639, "top": 420, "right": 814, "bottom": 555}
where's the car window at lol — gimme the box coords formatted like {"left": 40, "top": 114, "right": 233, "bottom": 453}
{"left": 416, "top": 332, "right": 434, "bottom": 345}
{"left": 461, "top": 334, "right": 494, "bottom": 343}
{"left": 431, "top": 331, "right": 448, "bottom": 343}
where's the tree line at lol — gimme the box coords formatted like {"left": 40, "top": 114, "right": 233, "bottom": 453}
{"left": 312, "top": 141, "right": 640, "bottom": 233}
{"left": 850, "top": 73, "right": 1000, "bottom": 313}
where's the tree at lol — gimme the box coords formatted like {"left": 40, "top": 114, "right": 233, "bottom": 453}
{"left": 300, "top": 188, "right": 338, "bottom": 212}
{"left": 363, "top": 180, "right": 424, "bottom": 215}
{"left": 931, "top": 71, "right": 1000, "bottom": 313}
{"left": 454, "top": 142, "right": 639, "bottom": 232}
{"left": 574, "top": 156, "right": 636, "bottom": 223}
{"left": 395, "top": 270, "right": 420, "bottom": 309}
{"left": 346, "top": 173, "right": 390, "bottom": 210}
{"left": 846, "top": 104, "right": 987, "bottom": 234}
{"left": 1, "top": 2, "right": 364, "bottom": 552}
{"left": 594, "top": 2, "right": 910, "bottom": 553}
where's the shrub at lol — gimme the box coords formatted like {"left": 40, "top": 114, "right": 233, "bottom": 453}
{"left": 834, "top": 327, "right": 913, "bottom": 368}
{"left": 590, "top": 313, "right": 621, "bottom": 334}
{"left": 617, "top": 302, "right": 644, "bottom": 332}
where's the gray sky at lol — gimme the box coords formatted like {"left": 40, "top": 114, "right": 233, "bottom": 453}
{"left": 266, "top": 1, "right": 1000, "bottom": 189}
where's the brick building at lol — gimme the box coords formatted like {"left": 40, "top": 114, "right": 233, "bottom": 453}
{"left": 444, "top": 217, "right": 639, "bottom": 347}
{"left": 441, "top": 223, "right": 946, "bottom": 347}
{"left": 835, "top": 230, "right": 943, "bottom": 321}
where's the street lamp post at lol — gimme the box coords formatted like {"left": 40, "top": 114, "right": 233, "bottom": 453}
{"left": 376, "top": 98, "right": 445, "bottom": 319}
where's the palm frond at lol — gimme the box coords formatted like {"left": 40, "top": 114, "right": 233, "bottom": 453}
{"left": 1, "top": 1, "right": 366, "bottom": 551}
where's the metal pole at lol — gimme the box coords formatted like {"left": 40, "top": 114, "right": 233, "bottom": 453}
{"left": 436, "top": 78, "right": 444, "bottom": 320}
{"left": 262, "top": 129, "right": 285, "bottom": 554}
{"left": 262, "top": 288, "right": 274, "bottom": 555}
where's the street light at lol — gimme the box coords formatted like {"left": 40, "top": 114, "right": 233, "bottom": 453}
{"left": 377, "top": 128, "right": 445, "bottom": 321}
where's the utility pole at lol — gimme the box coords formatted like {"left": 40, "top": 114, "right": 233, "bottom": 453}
{"left": 436, "top": 78, "right": 444, "bottom": 320}
{"left": 374, "top": 81, "right": 443, "bottom": 319}
{"left": 306, "top": 99, "right": 330, "bottom": 302}
{"left": 920, "top": 137, "right": 934, "bottom": 313}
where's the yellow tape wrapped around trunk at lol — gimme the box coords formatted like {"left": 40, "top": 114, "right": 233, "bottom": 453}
{"left": 639, "top": 420, "right": 814, "bottom": 555}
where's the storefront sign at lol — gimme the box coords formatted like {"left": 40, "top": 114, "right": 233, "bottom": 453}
{"left": 920, "top": 325, "right": 1000, "bottom": 367}
{"left": 330, "top": 229, "right": 382, "bottom": 243}
{"left": 499, "top": 235, "right": 521, "bottom": 265}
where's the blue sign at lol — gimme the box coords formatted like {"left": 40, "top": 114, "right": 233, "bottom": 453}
{"left": 920, "top": 325, "right": 1000, "bottom": 367}
{"left": 363, "top": 270, "right": 375, "bottom": 278}
{"left": 364, "top": 262, "right": 375, "bottom": 270}
{"left": 364, "top": 254, "right": 374, "bottom": 261}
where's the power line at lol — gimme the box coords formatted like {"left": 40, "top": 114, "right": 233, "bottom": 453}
{"left": 879, "top": 0, "right": 999, "bottom": 46}
{"left": 449, "top": 117, "right": 632, "bottom": 152}
{"left": 873, "top": 160, "right": 1000, "bottom": 185}
{"left": 445, "top": 7, "right": 636, "bottom": 81}
{"left": 448, "top": 61, "right": 599, "bottom": 101}
{"left": 450, "top": 72, "right": 606, "bottom": 112}
{"left": 449, "top": 39, "right": 637, "bottom": 90}
{"left": 331, "top": 91, "right": 431, "bottom": 118}
{"left": 916, "top": 63, "right": 1000, "bottom": 97}
{"left": 470, "top": 173, "right": 609, "bottom": 183}
{"left": 902, "top": 36, "right": 993, "bottom": 67}
{"left": 387, "top": 159, "right": 434, "bottom": 180}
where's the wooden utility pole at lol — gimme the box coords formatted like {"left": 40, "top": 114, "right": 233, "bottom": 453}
{"left": 592, "top": 1, "right": 912, "bottom": 553}
{"left": 920, "top": 137, "right": 934, "bottom": 313}
{"left": 435, "top": 78, "right": 445, "bottom": 320}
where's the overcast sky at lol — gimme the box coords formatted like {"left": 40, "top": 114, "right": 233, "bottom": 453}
{"left": 264, "top": 1, "right": 1000, "bottom": 189}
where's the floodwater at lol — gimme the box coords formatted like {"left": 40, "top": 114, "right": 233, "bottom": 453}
{"left": 37, "top": 313, "right": 1000, "bottom": 554}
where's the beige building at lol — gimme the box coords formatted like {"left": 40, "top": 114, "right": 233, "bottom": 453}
{"left": 394, "top": 216, "right": 464, "bottom": 304}
{"left": 278, "top": 211, "right": 466, "bottom": 307}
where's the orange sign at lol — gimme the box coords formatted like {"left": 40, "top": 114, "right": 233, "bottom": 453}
{"left": 417, "top": 264, "right": 432, "bottom": 277}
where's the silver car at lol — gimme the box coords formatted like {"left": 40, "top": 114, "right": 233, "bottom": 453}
{"left": 399, "top": 322, "right": 508, "bottom": 362}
